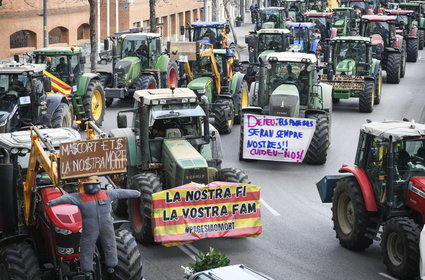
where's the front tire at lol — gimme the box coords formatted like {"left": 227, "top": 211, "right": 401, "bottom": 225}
{"left": 359, "top": 81, "right": 374, "bottom": 113}
{"left": 0, "top": 242, "right": 41, "bottom": 280}
{"left": 128, "top": 172, "right": 162, "bottom": 244}
{"left": 234, "top": 80, "right": 249, "bottom": 124}
{"left": 136, "top": 75, "right": 157, "bottom": 90}
{"left": 83, "top": 80, "right": 106, "bottom": 127}
{"left": 114, "top": 229, "right": 143, "bottom": 280}
{"left": 332, "top": 177, "right": 376, "bottom": 250}
{"left": 213, "top": 99, "right": 234, "bottom": 135}
{"left": 304, "top": 114, "right": 329, "bottom": 164}
{"left": 407, "top": 38, "right": 418, "bottom": 62}
{"left": 381, "top": 217, "right": 420, "bottom": 280}
{"left": 374, "top": 68, "right": 382, "bottom": 105}
{"left": 386, "top": 53, "right": 401, "bottom": 84}
{"left": 51, "top": 102, "right": 72, "bottom": 128}
{"left": 419, "top": 30, "right": 424, "bottom": 50}
{"left": 400, "top": 42, "right": 407, "bottom": 78}
{"left": 161, "top": 61, "right": 179, "bottom": 88}
{"left": 214, "top": 167, "right": 250, "bottom": 183}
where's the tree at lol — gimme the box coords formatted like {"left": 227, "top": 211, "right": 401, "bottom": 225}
{"left": 223, "top": 0, "right": 238, "bottom": 45}
{"left": 149, "top": 0, "right": 157, "bottom": 33}
{"left": 88, "top": 0, "right": 96, "bottom": 72}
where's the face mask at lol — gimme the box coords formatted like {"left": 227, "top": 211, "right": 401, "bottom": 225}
{"left": 84, "top": 183, "right": 101, "bottom": 194}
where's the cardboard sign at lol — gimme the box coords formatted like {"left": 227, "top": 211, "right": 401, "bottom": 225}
{"left": 59, "top": 137, "right": 127, "bottom": 179}
{"left": 242, "top": 114, "right": 316, "bottom": 162}
{"left": 152, "top": 182, "right": 262, "bottom": 246}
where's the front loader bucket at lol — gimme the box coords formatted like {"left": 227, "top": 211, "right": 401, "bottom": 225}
{"left": 316, "top": 175, "right": 350, "bottom": 203}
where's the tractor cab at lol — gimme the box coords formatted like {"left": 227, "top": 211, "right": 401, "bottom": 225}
{"left": 257, "top": 7, "right": 288, "bottom": 30}
{"left": 332, "top": 7, "right": 359, "bottom": 36}
{"left": 360, "top": 15, "right": 398, "bottom": 56}
{"left": 304, "top": 12, "right": 333, "bottom": 41}
{"left": 287, "top": 22, "right": 321, "bottom": 53}
{"left": 385, "top": 9, "right": 417, "bottom": 35}
{"left": 281, "top": 0, "right": 307, "bottom": 22}
{"left": 347, "top": 0, "right": 374, "bottom": 15}
{"left": 254, "top": 29, "right": 291, "bottom": 61}
{"left": 306, "top": 0, "right": 328, "bottom": 12}
{"left": 187, "top": 21, "right": 231, "bottom": 50}
{"left": 399, "top": 2, "right": 425, "bottom": 27}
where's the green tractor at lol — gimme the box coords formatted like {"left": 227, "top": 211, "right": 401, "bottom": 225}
{"left": 109, "top": 87, "right": 250, "bottom": 244}
{"left": 332, "top": 7, "right": 359, "bottom": 36}
{"left": 322, "top": 36, "right": 382, "bottom": 113}
{"left": 256, "top": 7, "right": 289, "bottom": 30}
{"left": 240, "top": 52, "right": 333, "bottom": 164}
{"left": 399, "top": 2, "right": 425, "bottom": 49}
{"left": 281, "top": 0, "right": 307, "bottom": 22}
{"left": 33, "top": 47, "right": 106, "bottom": 127}
{"left": 99, "top": 30, "right": 180, "bottom": 106}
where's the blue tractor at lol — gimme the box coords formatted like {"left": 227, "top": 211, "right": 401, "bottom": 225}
{"left": 286, "top": 22, "right": 322, "bottom": 54}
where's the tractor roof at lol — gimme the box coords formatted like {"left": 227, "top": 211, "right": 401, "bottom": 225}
{"left": 362, "top": 121, "right": 425, "bottom": 141}
{"left": 331, "top": 36, "right": 371, "bottom": 43}
{"left": 333, "top": 6, "right": 354, "bottom": 10}
{"left": 287, "top": 22, "right": 316, "bottom": 28}
{"left": 304, "top": 11, "right": 333, "bottom": 17}
{"left": 121, "top": 33, "right": 161, "bottom": 39}
{"left": 257, "top": 28, "right": 291, "bottom": 34}
{"left": 190, "top": 21, "right": 228, "bottom": 27}
{"left": 0, "top": 62, "right": 46, "bottom": 74}
{"left": 400, "top": 2, "right": 421, "bottom": 6}
{"left": 362, "top": 15, "right": 397, "bottom": 21}
{"left": 134, "top": 88, "right": 198, "bottom": 105}
{"left": 0, "top": 128, "right": 81, "bottom": 151}
{"left": 259, "top": 7, "right": 287, "bottom": 11}
{"left": 33, "top": 46, "right": 83, "bottom": 55}
{"left": 385, "top": 9, "right": 415, "bottom": 15}
{"left": 267, "top": 52, "right": 317, "bottom": 63}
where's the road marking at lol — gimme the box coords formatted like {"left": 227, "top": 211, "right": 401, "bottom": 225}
{"left": 185, "top": 243, "right": 200, "bottom": 255}
{"left": 378, "top": 272, "right": 398, "bottom": 280}
{"left": 260, "top": 198, "right": 281, "bottom": 216}
{"left": 178, "top": 245, "right": 197, "bottom": 261}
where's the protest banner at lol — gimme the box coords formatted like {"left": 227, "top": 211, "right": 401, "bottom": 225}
{"left": 152, "top": 182, "right": 262, "bottom": 246}
{"left": 241, "top": 114, "right": 316, "bottom": 162}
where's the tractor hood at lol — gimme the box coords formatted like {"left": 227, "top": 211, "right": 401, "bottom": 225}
{"left": 336, "top": 59, "right": 356, "bottom": 73}
{"left": 406, "top": 176, "right": 425, "bottom": 222}
{"left": 115, "top": 57, "right": 141, "bottom": 84}
{"left": 162, "top": 139, "right": 209, "bottom": 187}
{"left": 187, "top": 77, "right": 213, "bottom": 90}
{"left": 371, "top": 34, "right": 384, "bottom": 46}
{"left": 262, "top": 22, "right": 276, "bottom": 29}
{"left": 258, "top": 50, "right": 275, "bottom": 61}
{"left": 269, "top": 84, "right": 300, "bottom": 118}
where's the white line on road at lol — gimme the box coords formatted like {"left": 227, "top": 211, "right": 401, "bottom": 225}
{"left": 378, "top": 272, "right": 398, "bottom": 280}
{"left": 185, "top": 243, "right": 200, "bottom": 256}
{"left": 178, "top": 245, "right": 197, "bottom": 261}
{"left": 260, "top": 198, "right": 281, "bottom": 216}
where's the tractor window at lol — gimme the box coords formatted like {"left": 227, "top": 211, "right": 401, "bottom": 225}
{"left": 0, "top": 74, "right": 29, "bottom": 94}
{"left": 121, "top": 37, "right": 149, "bottom": 67}
{"left": 334, "top": 41, "right": 367, "bottom": 64}
{"left": 258, "top": 34, "right": 287, "bottom": 52}
{"left": 350, "top": 1, "right": 366, "bottom": 13}
{"left": 150, "top": 38, "right": 161, "bottom": 60}
{"left": 70, "top": 55, "right": 83, "bottom": 76}
{"left": 43, "top": 56, "right": 69, "bottom": 79}
{"left": 267, "top": 61, "right": 307, "bottom": 94}
{"left": 396, "top": 15, "right": 409, "bottom": 26}
{"left": 291, "top": 27, "right": 309, "bottom": 44}
{"left": 193, "top": 27, "right": 218, "bottom": 45}
{"left": 394, "top": 140, "right": 425, "bottom": 180}
{"left": 333, "top": 10, "right": 352, "bottom": 26}
{"left": 365, "top": 21, "right": 391, "bottom": 39}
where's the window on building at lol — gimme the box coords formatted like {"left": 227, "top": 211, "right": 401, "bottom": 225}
{"left": 10, "top": 30, "right": 36, "bottom": 49}
{"left": 77, "top": 23, "right": 90, "bottom": 40}
{"left": 49, "top": 26, "right": 69, "bottom": 44}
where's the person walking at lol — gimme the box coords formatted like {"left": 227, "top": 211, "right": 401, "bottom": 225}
{"left": 250, "top": 3, "right": 257, "bottom": 23}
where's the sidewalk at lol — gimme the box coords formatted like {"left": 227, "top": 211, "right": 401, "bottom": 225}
{"left": 231, "top": 22, "right": 255, "bottom": 61}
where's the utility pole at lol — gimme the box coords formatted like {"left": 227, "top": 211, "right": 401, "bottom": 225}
{"left": 204, "top": 0, "right": 207, "bottom": 21}
{"left": 43, "top": 0, "right": 48, "bottom": 47}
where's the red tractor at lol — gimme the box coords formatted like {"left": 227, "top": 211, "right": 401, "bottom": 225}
{"left": 317, "top": 120, "right": 425, "bottom": 279}
{"left": 360, "top": 15, "right": 407, "bottom": 84}
{"left": 385, "top": 9, "right": 419, "bottom": 62}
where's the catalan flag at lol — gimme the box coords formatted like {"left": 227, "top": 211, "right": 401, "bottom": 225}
{"left": 152, "top": 182, "right": 262, "bottom": 246}
{"left": 43, "top": 70, "right": 72, "bottom": 98}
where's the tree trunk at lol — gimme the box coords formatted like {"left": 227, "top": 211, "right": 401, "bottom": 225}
{"left": 149, "top": 0, "right": 157, "bottom": 33}
{"left": 212, "top": 0, "right": 217, "bottom": 21}
{"left": 223, "top": 1, "right": 238, "bottom": 45}
{"left": 88, "top": 0, "right": 96, "bottom": 73}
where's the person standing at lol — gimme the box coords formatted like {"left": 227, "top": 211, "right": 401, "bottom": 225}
{"left": 250, "top": 3, "right": 257, "bottom": 23}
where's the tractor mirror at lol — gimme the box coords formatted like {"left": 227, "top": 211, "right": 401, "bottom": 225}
{"left": 79, "top": 56, "right": 86, "bottom": 65}
{"left": 104, "top": 39, "right": 109, "bottom": 51}
{"left": 43, "top": 76, "right": 52, "bottom": 92}
{"left": 117, "top": 114, "right": 127, "bottom": 128}
{"left": 180, "top": 26, "right": 185, "bottom": 35}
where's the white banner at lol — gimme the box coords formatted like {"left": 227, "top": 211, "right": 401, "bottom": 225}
{"left": 242, "top": 114, "right": 316, "bottom": 162}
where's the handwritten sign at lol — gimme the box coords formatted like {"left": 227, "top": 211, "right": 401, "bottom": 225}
{"left": 59, "top": 137, "right": 127, "bottom": 179}
{"left": 152, "top": 182, "right": 262, "bottom": 246}
{"left": 242, "top": 114, "right": 316, "bottom": 162}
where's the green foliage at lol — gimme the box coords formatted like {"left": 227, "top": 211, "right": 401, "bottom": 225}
{"left": 182, "top": 247, "right": 230, "bottom": 278}
{"left": 236, "top": 16, "right": 243, "bottom": 21}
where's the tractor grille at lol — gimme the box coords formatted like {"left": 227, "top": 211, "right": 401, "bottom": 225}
{"left": 269, "top": 95, "right": 299, "bottom": 117}
{"left": 114, "top": 61, "right": 132, "bottom": 85}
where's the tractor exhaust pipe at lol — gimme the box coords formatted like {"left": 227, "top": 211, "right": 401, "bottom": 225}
{"left": 386, "top": 137, "right": 395, "bottom": 211}
{"left": 0, "top": 150, "right": 17, "bottom": 235}
{"left": 200, "top": 95, "right": 210, "bottom": 143}
{"left": 258, "top": 57, "right": 266, "bottom": 108}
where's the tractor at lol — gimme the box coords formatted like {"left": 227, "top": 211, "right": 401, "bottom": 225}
{"left": 332, "top": 7, "right": 359, "bottom": 36}
{"left": 286, "top": 22, "right": 322, "bottom": 55}
{"left": 239, "top": 52, "right": 333, "bottom": 164}
{"left": 98, "top": 29, "right": 180, "bottom": 107}
{"left": 316, "top": 120, "right": 425, "bottom": 279}
{"left": 256, "top": 7, "right": 290, "bottom": 30}
{"left": 0, "top": 125, "right": 143, "bottom": 279}
{"left": 304, "top": 11, "right": 335, "bottom": 40}
{"left": 108, "top": 87, "right": 250, "bottom": 244}
{"left": 360, "top": 15, "right": 406, "bottom": 84}
{"left": 170, "top": 42, "right": 247, "bottom": 134}
{"left": 322, "top": 36, "right": 382, "bottom": 113}
{"left": 0, "top": 62, "right": 71, "bottom": 131}
{"left": 342, "top": 0, "right": 375, "bottom": 15}
{"left": 385, "top": 9, "right": 419, "bottom": 62}
{"left": 33, "top": 47, "right": 106, "bottom": 127}
{"left": 280, "top": 0, "right": 307, "bottom": 22}
{"left": 306, "top": 0, "right": 329, "bottom": 12}
{"left": 399, "top": 2, "right": 425, "bottom": 49}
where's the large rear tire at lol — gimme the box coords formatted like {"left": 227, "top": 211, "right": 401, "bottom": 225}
{"left": 304, "top": 114, "right": 329, "bottom": 165}
{"left": 406, "top": 38, "right": 418, "bottom": 62}
{"left": 359, "top": 81, "right": 374, "bottom": 113}
{"left": 374, "top": 68, "right": 382, "bottom": 105}
{"left": 332, "top": 177, "right": 376, "bottom": 250}
{"left": 213, "top": 99, "right": 234, "bottom": 135}
{"left": 51, "top": 102, "right": 72, "bottom": 128}
{"left": 83, "top": 80, "right": 106, "bottom": 127}
{"left": 128, "top": 172, "right": 162, "bottom": 244}
{"left": 386, "top": 53, "right": 401, "bottom": 84}
{"left": 114, "top": 229, "right": 143, "bottom": 280}
{"left": 419, "top": 30, "right": 424, "bottom": 50}
{"left": 381, "top": 217, "right": 420, "bottom": 280}
{"left": 0, "top": 242, "right": 41, "bottom": 280}
{"left": 234, "top": 80, "right": 249, "bottom": 124}
{"left": 161, "top": 61, "right": 179, "bottom": 88}
{"left": 136, "top": 75, "right": 157, "bottom": 90}
{"left": 214, "top": 167, "right": 250, "bottom": 183}
{"left": 400, "top": 42, "right": 407, "bottom": 78}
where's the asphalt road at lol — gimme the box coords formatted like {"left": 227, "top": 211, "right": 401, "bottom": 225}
{"left": 97, "top": 27, "right": 425, "bottom": 280}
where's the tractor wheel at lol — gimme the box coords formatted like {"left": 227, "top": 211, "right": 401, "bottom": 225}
{"left": 161, "top": 61, "right": 179, "bottom": 88}
{"left": 419, "top": 30, "right": 424, "bottom": 50}
{"left": 51, "top": 102, "right": 72, "bottom": 128}
{"left": 128, "top": 172, "right": 162, "bottom": 244}
{"left": 213, "top": 99, "right": 234, "bottom": 135}
{"left": 136, "top": 75, "right": 157, "bottom": 90}
{"left": 304, "top": 114, "right": 329, "bottom": 165}
{"left": 407, "top": 38, "right": 419, "bottom": 62}
{"left": 381, "top": 217, "right": 420, "bottom": 280}
{"left": 332, "top": 177, "right": 376, "bottom": 250}
{"left": 114, "top": 229, "right": 143, "bottom": 280}
{"left": 234, "top": 80, "right": 249, "bottom": 124}
{"left": 359, "top": 81, "right": 374, "bottom": 113}
{"left": 400, "top": 42, "right": 407, "bottom": 78}
{"left": 214, "top": 167, "right": 250, "bottom": 183}
{"left": 83, "top": 80, "right": 106, "bottom": 127}
{"left": 0, "top": 242, "right": 41, "bottom": 280}
{"left": 374, "top": 68, "right": 382, "bottom": 105}
{"left": 386, "top": 53, "right": 401, "bottom": 84}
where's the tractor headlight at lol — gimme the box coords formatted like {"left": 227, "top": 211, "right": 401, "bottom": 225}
{"left": 346, "top": 71, "right": 352, "bottom": 75}
{"left": 151, "top": 100, "right": 159, "bottom": 105}
{"left": 55, "top": 226, "right": 72, "bottom": 235}
{"left": 335, "top": 71, "right": 342, "bottom": 75}
{"left": 196, "top": 89, "right": 207, "bottom": 95}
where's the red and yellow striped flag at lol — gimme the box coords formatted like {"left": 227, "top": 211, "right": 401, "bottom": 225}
{"left": 43, "top": 70, "right": 72, "bottom": 98}
{"left": 152, "top": 182, "right": 262, "bottom": 246}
